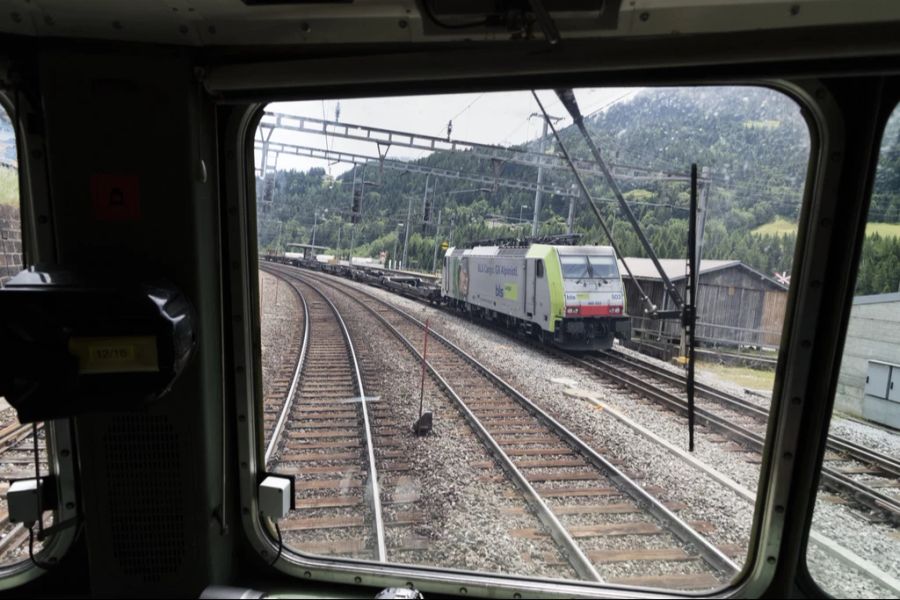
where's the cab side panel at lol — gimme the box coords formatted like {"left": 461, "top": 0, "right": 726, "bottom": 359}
{"left": 526, "top": 245, "right": 563, "bottom": 333}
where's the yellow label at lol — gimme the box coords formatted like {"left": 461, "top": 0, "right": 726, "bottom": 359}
{"left": 576, "top": 292, "right": 590, "bottom": 301}
{"left": 503, "top": 283, "right": 518, "bottom": 301}
{"left": 91, "top": 344, "right": 134, "bottom": 362}
{"left": 69, "top": 336, "right": 159, "bottom": 374}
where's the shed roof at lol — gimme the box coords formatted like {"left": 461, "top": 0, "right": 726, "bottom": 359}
{"left": 618, "top": 258, "right": 788, "bottom": 291}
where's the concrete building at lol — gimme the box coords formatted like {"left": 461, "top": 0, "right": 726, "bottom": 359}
{"left": 834, "top": 292, "right": 900, "bottom": 427}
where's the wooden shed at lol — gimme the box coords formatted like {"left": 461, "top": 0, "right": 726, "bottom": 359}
{"left": 618, "top": 258, "right": 789, "bottom": 349}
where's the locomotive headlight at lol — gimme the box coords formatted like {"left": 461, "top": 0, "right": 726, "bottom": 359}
{"left": 565, "top": 306, "right": 580, "bottom": 315}
{"left": 609, "top": 306, "right": 623, "bottom": 315}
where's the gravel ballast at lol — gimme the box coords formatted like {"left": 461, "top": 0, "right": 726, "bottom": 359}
{"left": 286, "top": 270, "right": 900, "bottom": 598}
{"left": 305, "top": 278, "right": 577, "bottom": 580}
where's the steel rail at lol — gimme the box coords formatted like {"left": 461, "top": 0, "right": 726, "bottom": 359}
{"left": 585, "top": 396, "right": 900, "bottom": 598}
{"left": 298, "top": 276, "right": 387, "bottom": 563}
{"left": 0, "top": 425, "right": 35, "bottom": 451}
{"left": 601, "top": 349, "right": 900, "bottom": 479}
{"left": 263, "top": 277, "right": 310, "bottom": 466}
{"left": 0, "top": 524, "right": 28, "bottom": 556}
{"left": 263, "top": 258, "right": 900, "bottom": 591}
{"left": 601, "top": 350, "right": 770, "bottom": 419}
{"left": 298, "top": 271, "right": 603, "bottom": 583}
{"left": 568, "top": 353, "right": 900, "bottom": 520}
{"left": 265, "top": 257, "right": 900, "bottom": 520}
{"left": 295, "top": 267, "right": 739, "bottom": 579}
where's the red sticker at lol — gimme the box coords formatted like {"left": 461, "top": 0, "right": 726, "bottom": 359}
{"left": 90, "top": 174, "right": 141, "bottom": 221}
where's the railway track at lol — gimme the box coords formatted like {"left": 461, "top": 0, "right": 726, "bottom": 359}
{"left": 571, "top": 350, "right": 900, "bottom": 523}
{"left": 259, "top": 273, "right": 307, "bottom": 463}
{"left": 267, "top": 264, "right": 739, "bottom": 590}
{"left": 267, "top": 262, "right": 899, "bottom": 524}
{"left": 263, "top": 274, "right": 387, "bottom": 562}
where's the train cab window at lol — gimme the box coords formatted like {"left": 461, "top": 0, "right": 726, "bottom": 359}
{"left": 0, "top": 98, "right": 74, "bottom": 575}
{"left": 245, "top": 85, "right": 821, "bottom": 596}
{"left": 804, "top": 104, "right": 900, "bottom": 599}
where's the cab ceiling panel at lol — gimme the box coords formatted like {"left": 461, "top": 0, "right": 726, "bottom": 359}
{"left": 1, "top": 0, "right": 900, "bottom": 46}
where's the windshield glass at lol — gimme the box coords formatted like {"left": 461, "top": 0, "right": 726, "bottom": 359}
{"left": 252, "top": 85, "right": 817, "bottom": 596}
{"left": 588, "top": 256, "right": 618, "bottom": 279}
{"left": 560, "top": 256, "right": 589, "bottom": 279}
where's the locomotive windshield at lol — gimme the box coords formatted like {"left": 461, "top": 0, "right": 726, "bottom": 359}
{"left": 561, "top": 255, "right": 618, "bottom": 280}
{"left": 588, "top": 256, "right": 618, "bottom": 279}
{"left": 560, "top": 256, "right": 590, "bottom": 279}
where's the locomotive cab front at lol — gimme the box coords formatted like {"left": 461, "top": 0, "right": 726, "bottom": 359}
{"left": 555, "top": 246, "right": 630, "bottom": 350}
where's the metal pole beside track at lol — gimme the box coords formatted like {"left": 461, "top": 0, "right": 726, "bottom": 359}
{"left": 687, "top": 164, "right": 698, "bottom": 452}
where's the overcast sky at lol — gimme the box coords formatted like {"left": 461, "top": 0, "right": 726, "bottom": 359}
{"left": 259, "top": 87, "right": 641, "bottom": 175}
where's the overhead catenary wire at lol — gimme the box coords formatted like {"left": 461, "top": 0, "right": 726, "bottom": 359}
{"left": 439, "top": 93, "right": 485, "bottom": 138}
{"left": 583, "top": 89, "right": 640, "bottom": 118}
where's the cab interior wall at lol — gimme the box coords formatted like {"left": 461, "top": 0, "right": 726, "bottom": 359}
{"left": 0, "top": 30, "right": 896, "bottom": 598}
{"left": 8, "top": 45, "right": 233, "bottom": 596}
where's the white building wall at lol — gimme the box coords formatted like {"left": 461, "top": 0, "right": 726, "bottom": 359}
{"left": 834, "top": 293, "right": 900, "bottom": 420}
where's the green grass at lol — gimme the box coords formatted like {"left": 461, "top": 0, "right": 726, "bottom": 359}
{"left": 865, "top": 222, "right": 900, "bottom": 237}
{"left": 751, "top": 216, "right": 797, "bottom": 236}
{"left": 753, "top": 217, "right": 900, "bottom": 238}
{"left": 698, "top": 362, "right": 775, "bottom": 391}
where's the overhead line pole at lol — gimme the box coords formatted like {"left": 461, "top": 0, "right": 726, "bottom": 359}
{"left": 567, "top": 191, "right": 577, "bottom": 235}
{"left": 529, "top": 113, "right": 562, "bottom": 236}
{"left": 404, "top": 174, "right": 430, "bottom": 268}
{"left": 431, "top": 210, "right": 442, "bottom": 273}
{"left": 349, "top": 167, "right": 359, "bottom": 265}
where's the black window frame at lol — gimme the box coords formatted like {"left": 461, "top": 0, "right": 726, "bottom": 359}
{"left": 0, "top": 91, "right": 78, "bottom": 589}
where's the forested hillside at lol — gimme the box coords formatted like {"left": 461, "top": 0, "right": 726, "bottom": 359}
{"left": 257, "top": 87, "right": 900, "bottom": 295}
